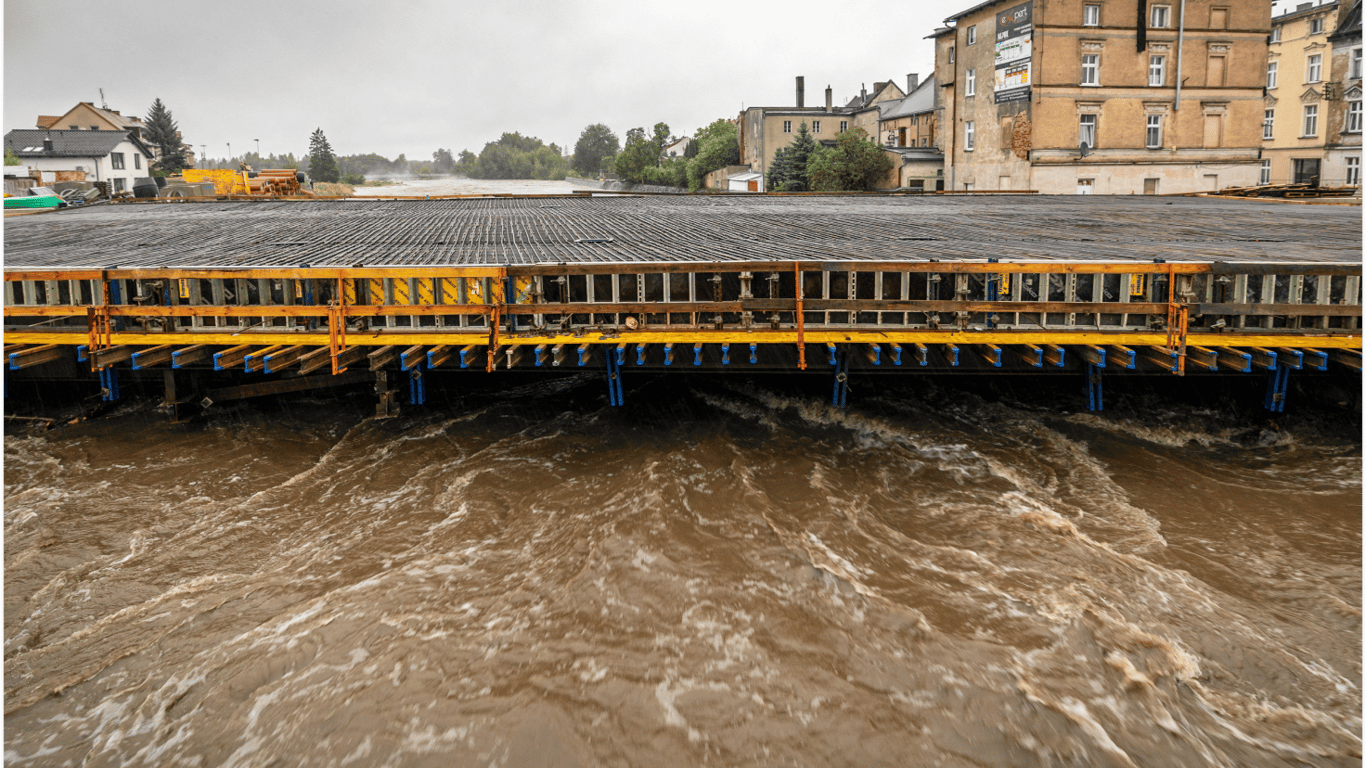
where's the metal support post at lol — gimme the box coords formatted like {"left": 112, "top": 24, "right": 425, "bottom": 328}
{"left": 831, "top": 345, "right": 849, "bottom": 407}
{"left": 1086, "top": 363, "right": 1103, "bottom": 412}
{"left": 1264, "top": 365, "right": 1290, "bottom": 413}
{"left": 408, "top": 362, "right": 426, "bottom": 405}
{"left": 605, "top": 352, "right": 625, "bottom": 406}
{"left": 99, "top": 367, "right": 120, "bottom": 401}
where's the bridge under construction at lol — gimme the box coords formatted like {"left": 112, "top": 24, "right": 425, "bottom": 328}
{"left": 4, "top": 193, "right": 1360, "bottom": 417}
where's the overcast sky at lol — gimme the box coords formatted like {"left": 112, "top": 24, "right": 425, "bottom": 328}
{"left": 4, "top": 0, "right": 942, "bottom": 164}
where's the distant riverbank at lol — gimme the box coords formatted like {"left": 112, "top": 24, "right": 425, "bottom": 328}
{"left": 349, "top": 176, "right": 595, "bottom": 197}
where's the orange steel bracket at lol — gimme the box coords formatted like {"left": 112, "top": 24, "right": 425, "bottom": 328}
{"left": 86, "top": 273, "right": 113, "bottom": 372}
{"left": 487, "top": 269, "right": 506, "bottom": 372}
{"left": 1164, "top": 264, "right": 1189, "bottom": 375}
{"left": 795, "top": 262, "right": 807, "bottom": 370}
{"left": 330, "top": 276, "right": 347, "bottom": 375}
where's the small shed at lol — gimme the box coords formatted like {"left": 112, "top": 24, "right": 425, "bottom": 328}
{"left": 727, "top": 170, "right": 764, "bottom": 193}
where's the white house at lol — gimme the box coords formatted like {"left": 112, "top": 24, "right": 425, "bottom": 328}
{"left": 5, "top": 129, "right": 155, "bottom": 194}
{"left": 664, "top": 136, "right": 692, "bottom": 159}
{"left": 727, "top": 170, "right": 764, "bottom": 192}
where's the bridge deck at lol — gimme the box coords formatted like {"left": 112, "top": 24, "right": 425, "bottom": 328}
{"left": 3, "top": 195, "right": 1361, "bottom": 268}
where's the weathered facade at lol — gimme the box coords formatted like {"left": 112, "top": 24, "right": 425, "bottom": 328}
{"left": 1261, "top": 1, "right": 1356, "bottom": 186}
{"left": 738, "top": 78, "right": 905, "bottom": 176}
{"left": 939, "top": 0, "right": 1268, "bottom": 194}
{"left": 1326, "top": 0, "right": 1363, "bottom": 187}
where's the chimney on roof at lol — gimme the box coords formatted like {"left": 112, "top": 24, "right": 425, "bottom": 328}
{"left": 796, "top": 76, "right": 805, "bottom": 107}
{"left": 42, "top": 134, "right": 53, "bottom": 152}
{"left": 826, "top": 85, "right": 833, "bottom": 112}
{"left": 907, "top": 73, "right": 919, "bottom": 93}
{"left": 861, "top": 84, "right": 867, "bottom": 102}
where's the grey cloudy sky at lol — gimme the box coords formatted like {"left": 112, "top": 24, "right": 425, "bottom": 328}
{"left": 4, "top": 0, "right": 941, "bottom": 163}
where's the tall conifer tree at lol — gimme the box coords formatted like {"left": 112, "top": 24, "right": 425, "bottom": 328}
{"left": 308, "top": 128, "right": 340, "bottom": 183}
{"left": 144, "top": 98, "right": 188, "bottom": 174}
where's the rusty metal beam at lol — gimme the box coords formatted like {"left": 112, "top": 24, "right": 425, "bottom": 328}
{"left": 131, "top": 344, "right": 175, "bottom": 369}
{"left": 367, "top": 345, "right": 400, "bottom": 371}
{"left": 298, "top": 346, "right": 333, "bottom": 375}
{"left": 7, "top": 344, "right": 66, "bottom": 370}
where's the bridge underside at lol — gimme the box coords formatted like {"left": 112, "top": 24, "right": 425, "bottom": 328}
{"left": 4, "top": 195, "right": 1360, "bottom": 416}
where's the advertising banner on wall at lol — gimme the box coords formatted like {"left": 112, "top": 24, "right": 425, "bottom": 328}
{"left": 994, "top": 0, "right": 1033, "bottom": 103}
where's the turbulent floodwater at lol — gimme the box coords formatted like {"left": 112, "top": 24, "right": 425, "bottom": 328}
{"left": 4, "top": 374, "right": 1361, "bottom": 767}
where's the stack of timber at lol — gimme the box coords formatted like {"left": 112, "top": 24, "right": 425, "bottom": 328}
{"left": 1214, "top": 182, "right": 1360, "bottom": 199}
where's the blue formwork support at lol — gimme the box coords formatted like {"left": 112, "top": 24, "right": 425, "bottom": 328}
{"left": 1264, "top": 365, "right": 1290, "bottom": 413}
{"left": 409, "top": 363, "right": 426, "bottom": 405}
{"left": 721, "top": 344, "right": 730, "bottom": 365}
{"left": 1304, "top": 350, "right": 1328, "bottom": 371}
{"left": 77, "top": 345, "right": 89, "bottom": 362}
{"left": 577, "top": 346, "right": 589, "bottom": 366}
{"left": 664, "top": 344, "right": 674, "bottom": 366}
{"left": 749, "top": 343, "right": 758, "bottom": 364}
{"left": 99, "top": 367, "right": 120, "bottom": 401}
{"left": 869, "top": 345, "right": 881, "bottom": 365}
{"left": 693, "top": 344, "right": 704, "bottom": 366}
{"left": 890, "top": 344, "right": 902, "bottom": 366}
{"left": 615, "top": 345, "right": 626, "bottom": 366}
{"left": 605, "top": 354, "right": 624, "bottom": 407}
{"left": 636, "top": 344, "right": 647, "bottom": 366}
{"left": 827, "top": 343, "right": 839, "bottom": 366}
{"left": 831, "top": 345, "right": 850, "bottom": 407}
{"left": 1086, "top": 363, "right": 1103, "bottom": 412}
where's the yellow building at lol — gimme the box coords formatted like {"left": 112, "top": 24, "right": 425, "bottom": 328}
{"left": 937, "top": 0, "right": 1268, "bottom": 194}
{"left": 1263, "top": 1, "right": 1362, "bottom": 186}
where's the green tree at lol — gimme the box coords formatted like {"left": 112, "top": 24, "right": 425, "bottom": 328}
{"left": 4, "top": 147, "right": 20, "bottom": 166}
{"left": 144, "top": 98, "right": 188, "bottom": 175}
{"left": 685, "top": 119, "right": 740, "bottom": 191}
{"left": 571, "top": 124, "right": 619, "bottom": 175}
{"left": 807, "top": 128, "right": 894, "bottom": 191}
{"left": 766, "top": 146, "right": 794, "bottom": 191}
{"left": 432, "top": 148, "right": 454, "bottom": 174}
{"left": 784, "top": 122, "right": 820, "bottom": 191}
{"left": 308, "top": 129, "right": 340, "bottom": 183}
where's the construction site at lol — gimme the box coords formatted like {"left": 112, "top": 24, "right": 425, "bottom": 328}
{"left": 2, "top": 193, "right": 1360, "bottom": 419}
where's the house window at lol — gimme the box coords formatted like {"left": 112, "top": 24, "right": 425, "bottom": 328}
{"left": 840, "top": 120, "right": 848, "bottom": 132}
{"left": 1082, "top": 54, "right": 1100, "bottom": 86}
{"left": 1270, "top": 27, "right": 1281, "bottom": 43}
{"left": 1267, "top": 61, "right": 1278, "bottom": 89}
{"left": 1079, "top": 114, "right": 1098, "bottom": 148}
{"left": 1210, "top": 7, "right": 1228, "bottom": 29}
{"left": 1264, "top": 109, "right": 1275, "bottom": 139}
{"left": 1084, "top": 4, "right": 1100, "bottom": 26}
{"left": 1150, "top": 5, "right": 1170, "bottom": 28}
{"left": 1310, "top": 17, "right": 1324, "bottom": 34}
{"left": 783, "top": 120, "right": 792, "bottom": 133}
{"left": 1348, "top": 99, "right": 1362, "bottom": 133}
{"left": 1307, "top": 54, "right": 1322, "bottom": 83}
{"left": 1146, "top": 114, "right": 1163, "bottom": 148}
{"left": 113, "top": 178, "right": 125, "bottom": 192}
{"left": 1149, "top": 55, "right": 1166, "bottom": 86}
{"left": 948, "top": 46, "right": 955, "bottom": 64}
{"left": 1303, "top": 104, "right": 1319, "bottom": 137}
{"left": 134, "top": 154, "right": 141, "bottom": 169}
{"left": 967, "top": 25, "right": 977, "bottom": 45}
{"left": 965, "top": 121, "right": 975, "bottom": 151}
{"left": 89, "top": 125, "right": 99, "bottom": 130}
{"left": 921, "top": 137, "right": 928, "bottom": 147}
{"left": 1347, "top": 157, "right": 1360, "bottom": 186}
{"left": 1260, "top": 159, "right": 1272, "bottom": 185}
{"left": 111, "top": 152, "right": 125, "bottom": 170}
{"left": 1351, "top": 48, "right": 1363, "bottom": 80}
{"left": 812, "top": 120, "right": 821, "bottom": 133}
{"left": 966, "top": 68, "right": 976, "bottom": 96}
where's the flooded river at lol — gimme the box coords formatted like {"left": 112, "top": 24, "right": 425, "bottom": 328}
{"left": 4, "top": 374, "right": 1360, "bottom": 767}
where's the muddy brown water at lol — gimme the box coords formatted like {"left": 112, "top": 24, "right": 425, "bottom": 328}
{"left": 4, "top": 374, "right": 1360, "bottom": 767}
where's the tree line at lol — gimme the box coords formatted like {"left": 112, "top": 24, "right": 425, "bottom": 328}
{"left": 132, "top": 98, "right": 888, "bottom": 192}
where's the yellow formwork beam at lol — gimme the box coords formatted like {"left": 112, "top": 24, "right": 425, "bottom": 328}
{"left": 2, "top": 330, "right": 1359, "bottom": 349}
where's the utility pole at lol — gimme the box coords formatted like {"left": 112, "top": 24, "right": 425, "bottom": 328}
{"left": 255, "top": 139, "right": 260, "bottom": 159}
{"left": 227, "top": 142, "right": 232, "bottom": 162}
